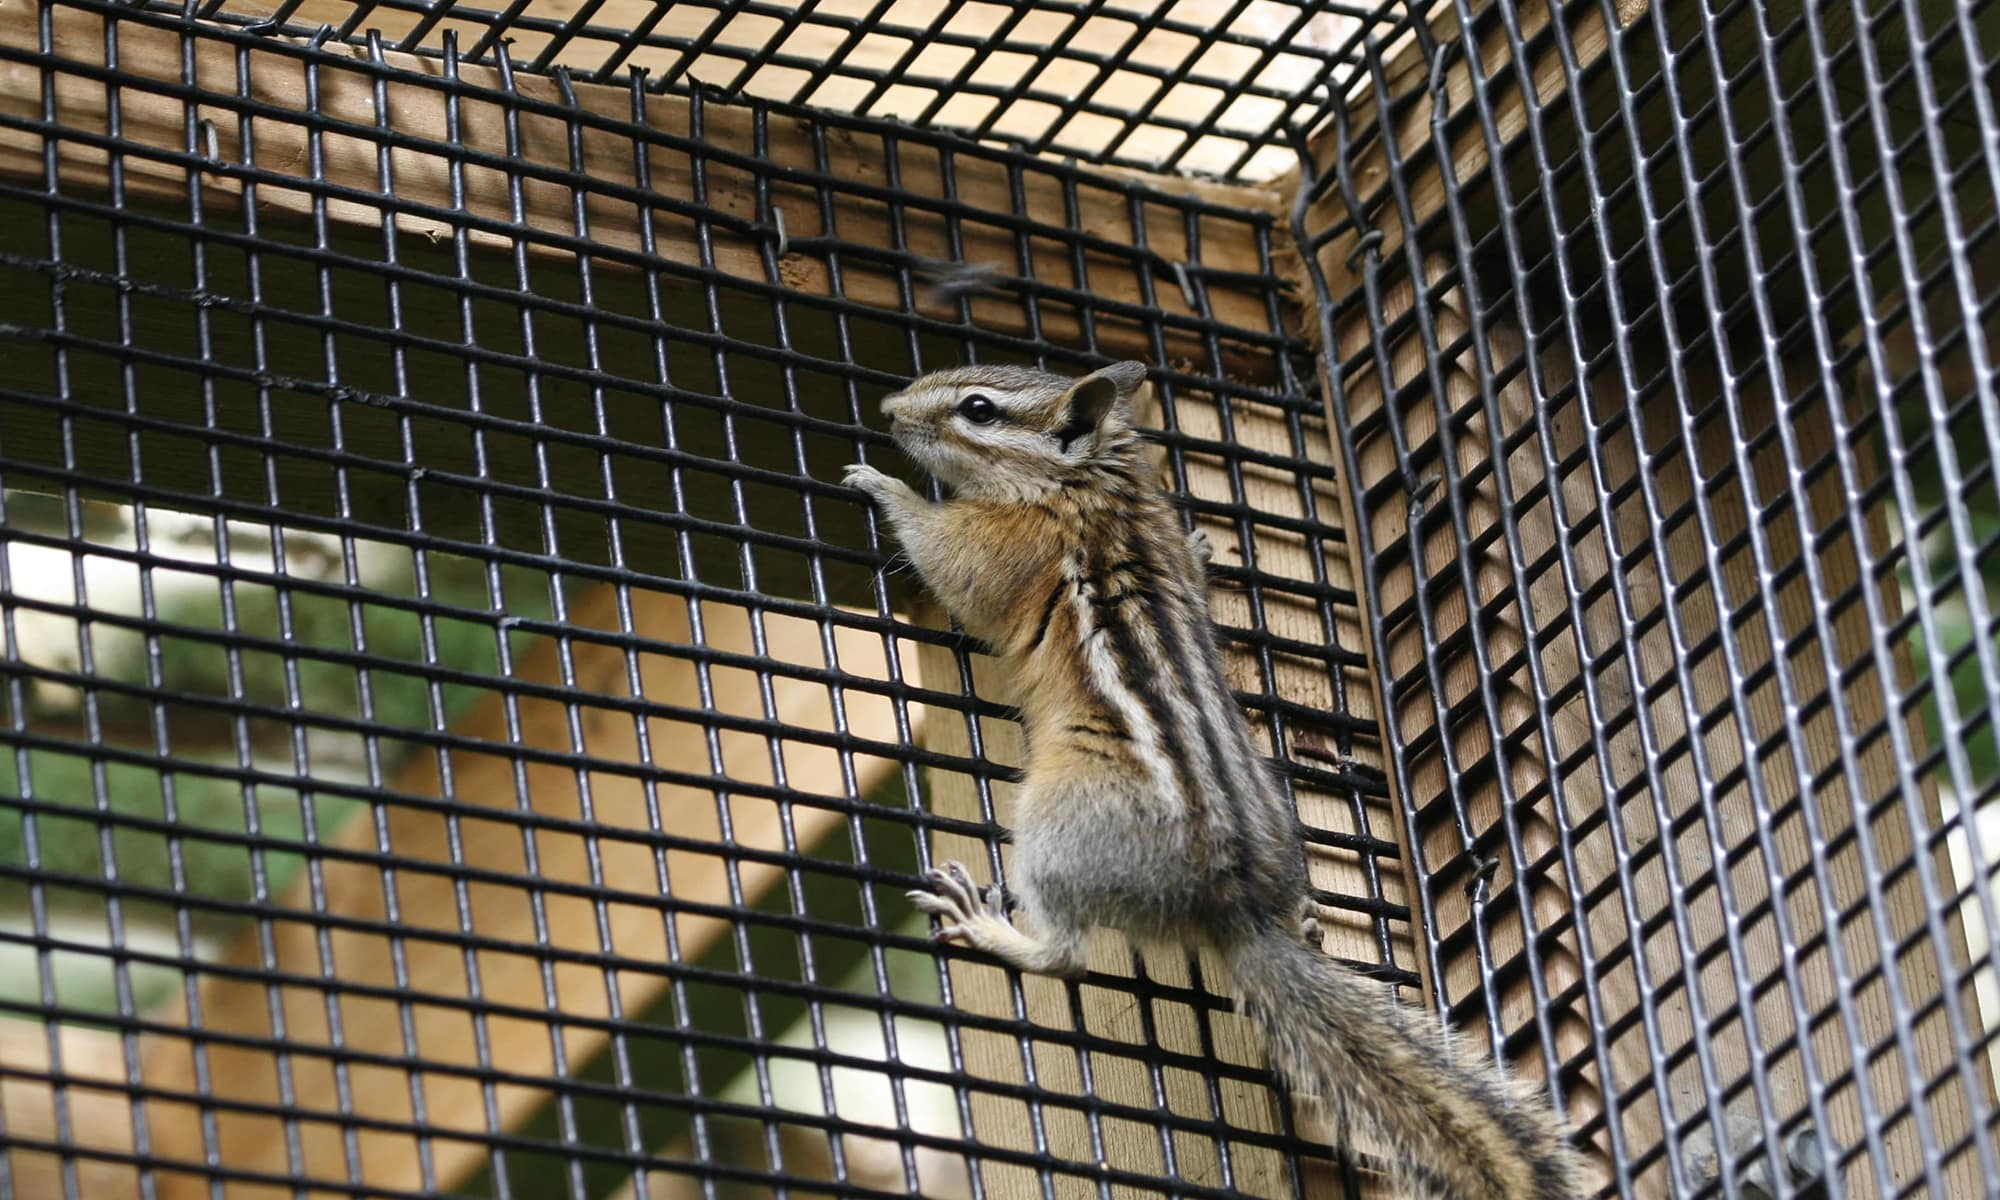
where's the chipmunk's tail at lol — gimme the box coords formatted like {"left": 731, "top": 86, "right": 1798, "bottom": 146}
{"left": 1227, "top": 931, "right": 1583, "bottom": 1200}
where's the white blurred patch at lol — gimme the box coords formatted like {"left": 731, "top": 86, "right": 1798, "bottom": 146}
{"left": 2, "top": 500, "right": 389, "bottom": 715}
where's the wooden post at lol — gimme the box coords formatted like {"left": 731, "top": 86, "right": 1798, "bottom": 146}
{"left": 216, "top": 0, "right": 1347, "bottom": 180}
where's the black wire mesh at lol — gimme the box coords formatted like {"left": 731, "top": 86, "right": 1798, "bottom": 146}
{"left": 118, "top": 0, "right": 1391, "bottom": 180}
{"left": 6, "top": 0, "right": 1998, "bottom": 1197}
{"left": 0, "top": 2, "right": 1411, "bottom": 1197}
{"left": 1297, "top": 1, "right": 2000, "bottom": 1198}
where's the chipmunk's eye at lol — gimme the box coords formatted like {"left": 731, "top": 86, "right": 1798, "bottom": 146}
{"left": 957, "top": 394, "right": 1000, "bottom": 424}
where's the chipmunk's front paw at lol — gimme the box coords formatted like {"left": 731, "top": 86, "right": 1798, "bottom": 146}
{"left": 1187, "top": 528, "right": 1214, "bottom": 569}
{"left": 907, "top": 861, "right": 1010, "bottom": 945}
{"left": 1298, "top": 909, "right": 1326, "bottom": 948}
{"left": 842, "top": 462, "right": 909, "bottom": 505}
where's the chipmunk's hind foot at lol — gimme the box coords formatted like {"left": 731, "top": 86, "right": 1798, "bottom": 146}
{"left": 908, "top": 861, "right": 1086, "bottom": 978}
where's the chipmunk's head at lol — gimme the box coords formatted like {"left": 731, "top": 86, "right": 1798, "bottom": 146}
{"left": 879, "top": 361, "right": 1149, "bottom": 495}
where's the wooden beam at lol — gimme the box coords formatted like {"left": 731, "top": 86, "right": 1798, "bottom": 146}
{"left": 1326, "top": 255, "right": 1618, "bottom": 1194}
{"left": 127, "top": 586, "right": 920, "bottom": 1198}
{"left": 588, "top": 916, "right": 976, "bottom": 1200}
{"left": 447, "top": 739, "right": 940, "bottom": 1200}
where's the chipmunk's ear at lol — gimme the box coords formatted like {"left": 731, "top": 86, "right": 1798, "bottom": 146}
{"left": 1054, "top": 361, "right": 1148, "bottom": 451}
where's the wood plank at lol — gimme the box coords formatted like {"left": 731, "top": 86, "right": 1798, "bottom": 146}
{"left": 1325, "top": 253, "right": 1621, "bottom": 1196}
{"left": 0, "top": 1019, "right": 143, "bottom": 1199}
{"left": 1299, "top": 0, "right": 1641, "bottom": 282}
{"left": 1673, "top": 356, "right": 1981, "bottom": 1198}
{"left": 593, "top": 970, "right": 975, "bottom": 1200}
{"left": 1177, "top": 371, "right": 1387, "bottom": 1196}
{"left": 129, "top": 586, "right": 921, "bottom": 1198}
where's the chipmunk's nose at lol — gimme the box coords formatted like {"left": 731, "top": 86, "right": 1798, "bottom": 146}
{"left": 879, "top": 391, "right": 910, "bottom": 422}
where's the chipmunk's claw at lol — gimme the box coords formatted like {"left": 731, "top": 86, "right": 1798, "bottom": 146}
{"left": 1187, "top": 528, "right": 1213, "bottom": 569}
{"left": 1299, "top": 911, "right": 1326, "bottom": 948}
{"left": 842, "top": 461, "right": 892, "bottom": 498}
{"left": 908, "top": 861, "right": 1007, "bottom": 944}
{"left": 843, "top": 463, "right": 921, "bottom": 519}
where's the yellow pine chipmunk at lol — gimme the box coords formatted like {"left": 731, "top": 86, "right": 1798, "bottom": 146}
{"left": 843, "top": 361, "right": 1582, "bottom": 1200}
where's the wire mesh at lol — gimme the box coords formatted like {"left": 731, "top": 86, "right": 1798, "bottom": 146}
{"left": 119, "top": 0, "right": 1392, "bottom": 181}
{"left": 1297, "top": 1, "right": 2000, "bottom": 1198}
{"left": 6, "top": 0, "right": 1997, "bottom": 1197}
{"left": 0, "top": 1, "right": 1409, "bottom": 1197}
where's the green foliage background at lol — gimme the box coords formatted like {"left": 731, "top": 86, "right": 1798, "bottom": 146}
{"left": 0, "top": 493, "right": 553, "bottom": 1015}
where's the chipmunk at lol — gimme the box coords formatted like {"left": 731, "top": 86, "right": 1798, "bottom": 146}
{"left": 843, "top": 362, "right": 1582, "bottom": 1200}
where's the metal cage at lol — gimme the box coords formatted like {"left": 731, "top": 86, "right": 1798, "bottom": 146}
{"left": 0, "top": 1, "right": 1993, "bottom": 1198}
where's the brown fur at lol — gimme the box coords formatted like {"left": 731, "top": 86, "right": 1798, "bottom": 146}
{"left": 844, "top": 362, "right": 1584, "bottom": 1199}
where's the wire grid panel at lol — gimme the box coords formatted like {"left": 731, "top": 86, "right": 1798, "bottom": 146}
{"left": 1299, "top": 1, "right": 1999, "bottom": 1198}
{"left": 0, "top": 3, "right": 1405, "bottom": 1197}
{"left": 122, "top": 0, "right": 1399, "bottom": 181}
